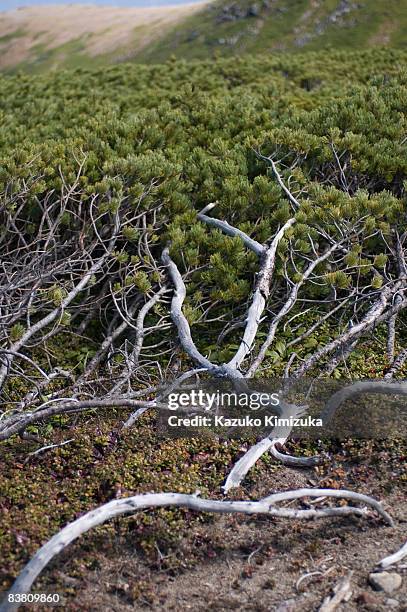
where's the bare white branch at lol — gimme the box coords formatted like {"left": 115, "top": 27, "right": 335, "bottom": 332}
{"left": 197, "top": 203, "right": 265, "bottom": 257}
{"left": 0, "top": 489, "right": 392, "bottom": 611}
{"left": 377, "top": 540, "right": 407, "bottom": 569}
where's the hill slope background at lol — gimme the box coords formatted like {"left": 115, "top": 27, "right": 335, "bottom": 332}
{"left": 0, "top": 2, "right": 208, "bottom": 72}
{"left": 1, "top": 0, "right": 407, "bottom": 72}
{"left": 140, "top": 0, "right": 407, "bottom": 62}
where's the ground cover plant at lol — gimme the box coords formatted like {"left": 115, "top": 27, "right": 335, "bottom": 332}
{"left": 0, "top": 48, "right": 406, "bottom": 609}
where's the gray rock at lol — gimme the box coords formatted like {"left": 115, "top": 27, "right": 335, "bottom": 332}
{"left": 369, "top": 572, "right": 402, "bottom": 593}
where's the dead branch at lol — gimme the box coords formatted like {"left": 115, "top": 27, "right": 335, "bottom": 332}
{"left": 385, "top": 348, "right": 407, "bottom": 379}
{"left": 377, "top": 540, "right": 407, "bottom": 569}
{"left": 0, "top": 489, "right": 392, "bottom": 611}
{"left": 224, "top": 378, "right": 407, "bottom": 491}
{"left": 109, "top": 286, "right": 170, "bottom": 395}
{"left": 247, "top": 241, "right": 343, "bottom": 375}
{"left": 161, "top": 246, "right": 218, "bottom": 373}
{"left": 227, "top": 216, "right": 296, "bottom": 372}
{"left": 0, "top": 397, "right": 158, "bottom": 442}
{"left": 197, "top": 203, "right": 265, "bottom": 256}
{"left": 257, "top": 153, "right": 301, "bottom": 210}
{"left": 292, "top": 284, "right": 404, "bottom": 378}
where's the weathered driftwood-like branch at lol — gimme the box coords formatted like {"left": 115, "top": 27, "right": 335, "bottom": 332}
{"left": 0, "top": 488, "right": 393, "bottom": 611}
{"left": 227, "top": 216, "right": 296, "bottom": 372}
{"left": 223, "top": 437, "right": 274, "bottom": 493}
{"left": 247, "top": 241, "right": 342, "bottom": 375}
{"left": 163, "top": 202, "right": 296, "bottom": 378}
{"left": 257, "top": 153, "right": 301, "bottom": 210}
{"left": 386, "top": 312, "right": 398, "bottom": 363}
{"left": 223, "top": 399, "right": 318, "bottom": 492}
{"left": 261, "top": 488, "right": 392, "bottom": 523}
{"left": 377, "top": 540, "right": 407, "bottom": 569}
{"left": 161, "top": 246, "right": 218, "bottom": 373}
{"left": 0, "top": 398, "right": 157, "bottom": 442}
{"left": 385, "top": 348, "right": 407, "bottom": 379}
{"left": 269, "top": 443, "right": 322, "bottom": 467}
{"left": 197, "top": 203, "right": 265, "bottom": 257}
{"left": 224, "top": 433, "right": 320, "bottom": 493}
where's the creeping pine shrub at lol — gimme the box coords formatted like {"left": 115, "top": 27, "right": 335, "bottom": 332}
{"left": 0, "top": 49, "right": 406, "bottom": 356}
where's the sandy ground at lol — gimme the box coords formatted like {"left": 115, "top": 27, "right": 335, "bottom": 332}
{"left": 0, "top": 3, "right": 208, "bottom": 69}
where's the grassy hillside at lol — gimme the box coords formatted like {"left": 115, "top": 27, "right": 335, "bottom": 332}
{"left": 1, "top": 0, "right": 407, "bottom": 72}
{"left": 139, "top": 0, "right": 407, "bottom": 62}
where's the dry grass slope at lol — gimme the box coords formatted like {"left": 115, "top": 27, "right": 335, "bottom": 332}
{"left": 0, "top": 3, "right": 209, "bottom": 71}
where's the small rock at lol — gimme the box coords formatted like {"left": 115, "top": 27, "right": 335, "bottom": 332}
{"left": 369, "top": 572, "right": 402, "bottom": 593}
{"left": 385, "top": 599, "right": 399, "bottom": 608}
